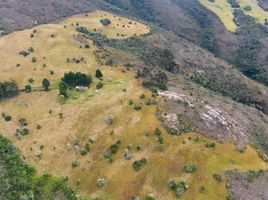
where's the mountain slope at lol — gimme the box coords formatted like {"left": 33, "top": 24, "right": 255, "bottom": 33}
{"left": 0, "top": 9, "right": 267, "bottom": 200}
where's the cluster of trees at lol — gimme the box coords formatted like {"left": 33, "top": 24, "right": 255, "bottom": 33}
{"left": 0, "top": 135, "right": 82, "bottom": 200}
{"left": 62, "top": 71, "right": 92, "bottom": 87}
{"left": 0, "top": 81, "right": 19, "bottom": 100}
{"left": 227, "top": 0, "right": 240, "bottom": 8}
{"left": 233, "top": 9, "right": 268, "bottom": 86}
{"left": 59, "top": 71, "right": 94, "bottom": 98}
{"left": 139, "top": 68, "right": 168, "bottom": 90}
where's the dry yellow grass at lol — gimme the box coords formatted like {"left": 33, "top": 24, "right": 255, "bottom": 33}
{"left": 200, "top": 0, "right": 268, "bottom": 32}
{"left": 0, "top": 10, "right": 267, "bottom": 200}
{"left": 200, "top": 0, "right": 237, "bottom": 32}
{"left": 67, "top": 10, "right": 150, "bottom": 39}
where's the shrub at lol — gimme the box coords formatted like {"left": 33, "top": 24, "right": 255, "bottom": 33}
{"left": 199, "top": 186, "right": 206, "bottom": 193}
{"left": 146, "top": 98, "right": 157, "bottom": 105}
{"left": 155, "top": 128, "right": 162, "bottom": 136}
{"left": 212, "top": 173, "right": 223, "bottom": 182}
{"left": 104, "top": 140, "right": 121, "bottom": 161}
{"left": 96, "top": 82, "right": 103, "bottom": 89}
{"left": 71, "top": 160, "right": 78, "bottom": 168}
{"left": 42, "top": 78, "right": 50, "bottom": 91}
{"left": 133, "top": 158, "right": 147, "bottom": 171}
{"left": 36, "top": 124, "right": 42, "bottom": 130}
{"left": 134, "top": 104, "right": 142, "bottom": 110}
{"left": 0, "top": 81, "right": 20, "bottom": 100}
{"left": 80, "top": 148, "right": 88, "bottom": 156}
{"left": 28, "top": 47, "right": 34, "bottom": 52}
{"left": 129, "top": 99, "right": 134, "bottom": 105}
{"left": 100, "top": 18, "right": 111, "bottom": 26}
{"left": 28, "top": 78, "right": 34, "bottom": 83}
{"left": 243, "top": 5, "right": 252, "bottom": 11}
{"left": 205, "top": 142, "right": 216, "bottom": 148}
{"left": 168, "top": 180, "right": 189, "bottom": 197}
{"left": 19, "top": 50, "right": 30, "bottom": 57}
{"left": 19, "top": 118, "right": 28, "bottom": 126}
{"left": 95, "top": 69, "right": 103, "bottom": 79}
{"left": 140, "top": 94, "right": 145, "bottom": 99}
{"left": 97, "top": 178, "right": 106, "bottom": 187}
{"left": 184, "top": 164, "right": 197, "bottom": 173}
{"left": 59, "top": 82, "right": 69, "bottom": 98}
{"left": 25, "top": 85, "right": 32, "bottom": 93}
{"left": 4, "top": 115, "right": 12, "bottom": 121}
{"left": 31, "top": 57, "right": 37, "bottom": 63}
{"left": 58, "top": 113, "right": 63, "bottom": 118}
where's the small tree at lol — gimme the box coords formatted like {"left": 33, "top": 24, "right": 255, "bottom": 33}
{"left": 42, "top": 78, "right": 50, "bottom": 91}
{"left": 100, "top": 18, "right": 111, "bottom": 26}
{"left": 59, "top": 82, "right": 69, "bottom": 97}
{"left": 95, "top": 69, "right": 103, "bottom": 79}
{"left": 25, "top": 85, "right": 32, "bottom": 93}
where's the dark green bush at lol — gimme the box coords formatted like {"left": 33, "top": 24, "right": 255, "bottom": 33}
{"left": 100, "top": 18, "right": 111, "bottom": 26}
{"left": 133, "top": 158, "right": 147, "bottom": 171}
{"left": 96, "top": 82, "right": 104, "bottom": 89}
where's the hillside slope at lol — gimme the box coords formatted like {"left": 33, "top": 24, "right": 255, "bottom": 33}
{"left": 1, "top": 10, "right": 268, "bottom": 200}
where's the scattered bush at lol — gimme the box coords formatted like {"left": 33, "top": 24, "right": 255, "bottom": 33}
{"left": 100, "top": 18, "right": 111, "bottom": 26}
{"left": 184, "top": 164, "right": 197, "bottom": 173}
{"left": 19, "top": 118, "right": 28, "bottom": 126}
{"left": 133, "top": 158, "right": 147, "bottom": 171}
{"left": 59, "top": 82, "right": 69, "bottom": 98}
{"left": 97, "top": 178, "right": 106, "bottom": 187}
{"left": 71, "top": 160, "right": 79, "bottom": 168}
{"left": 168, "top": 180, "right": 189, "bottom": 197}
{"left": 140, "top": 94, "right": 145, "bottom": 99}
{"left": 19, "top": 50, "right": 30, "bottom": 57}
{"left": 96, "top": 82, "right": 103, "bottom": 89}
{"left": 15, "top": 128, "right": 30, "bottom": 137}
{"left": 31, "top": 57, "right": 37, "bottom": 63}
{"left": 243, "top": 5, "right": 252, "bottom": 11}
{"left": 199, "top": 186, "right": 206, "bottom": 193}
{"left": 25, "top": 85, "right": 32, "bottom": 93}
{"left": 104, "top": 140, "right": 121, "bottom": 161}
{"left": 129, "top": 99, "right": 134, "bottom": 105}
{"left": 205, "top": 142, "right": 216, "bottom": 148}
{"left": 95, "top": 69, "right": 103, "bottom": 79}
{"left": 42, "top": 78, "right": 50, "bottom": 91}
{"left": 212, "top": 173, "right": 223, "bottom": 182}
{"left": 4, "top": 115, "right": 12, "bottom": 121}
{"left": 58, "top": 113, "right": 63, "bottom": 118}
{"left": 134, "top": 104, "right": 143, "bottom": 110}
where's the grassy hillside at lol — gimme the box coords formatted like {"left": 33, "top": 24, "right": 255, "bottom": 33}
{"left": 1, "top": 10, "right": 267, "bottom": 200}
{"left": 200, "top": 0, "right": 268, "bottom": 32}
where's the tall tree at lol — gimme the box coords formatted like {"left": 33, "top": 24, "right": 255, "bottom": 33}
{"left": 42, "top": 78, "right": 50, "bottom": 91}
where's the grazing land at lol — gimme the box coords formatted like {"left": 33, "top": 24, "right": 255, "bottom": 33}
{"left": 0, "top": 9, "right": 267, "bottom": 200}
